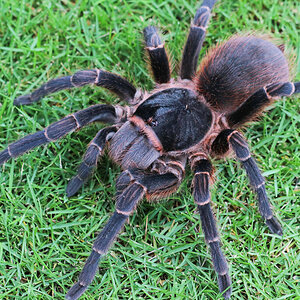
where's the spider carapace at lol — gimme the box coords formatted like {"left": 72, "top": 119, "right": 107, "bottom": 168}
{"left": 134, "top": 88, "right": 212, "bottom": 151}
{"left": 1, "top": 0, "right": 300, "bottom": 299}
{"left": 110, "top": 88, "right": 213, "bottom": 171}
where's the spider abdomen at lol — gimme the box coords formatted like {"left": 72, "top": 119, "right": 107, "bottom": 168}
{"left": 196, "top": 36, "right": 290, "bottom": 112}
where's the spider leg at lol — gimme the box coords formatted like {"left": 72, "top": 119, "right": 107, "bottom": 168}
{"left": 180, "top": 0, "right": 217, "bottom": 80}
{"left": 66, "top": 126, "right": 117, "bottom": 197}
{"left": 211, "top": 130, "right": 283, "bottom": 235}
{"left": 143, "top": 26, "right": 171, "bottom": 84}
{"left": 14, "top": 69, "right": 136, "bottom": 105}
{"left": 226, "top": 81, "right": 300, "bottom": 128}
{"left": 0, "top": 104, "right": 121, "bottom": 166}
{"left": 66, "top": 167, "right": 181, "bottom": 300}
{"left": 192, "top": 158, "right": 231, "bottom": 299}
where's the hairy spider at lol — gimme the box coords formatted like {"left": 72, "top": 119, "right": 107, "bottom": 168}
{"left": 1, "top": 0, "right": 299, "bottom": 299}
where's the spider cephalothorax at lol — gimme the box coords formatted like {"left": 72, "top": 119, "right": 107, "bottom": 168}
{"left": 1, "top": 0, "right": 299, "bottom": 299}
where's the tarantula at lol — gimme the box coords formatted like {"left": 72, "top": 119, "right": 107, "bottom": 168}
{"left": 1, "top": 0, "right": 299, "bottom": 299}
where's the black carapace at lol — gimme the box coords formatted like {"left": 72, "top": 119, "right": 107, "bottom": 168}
{"left": 135, "top": 88, "right": 212, "bottom": 151}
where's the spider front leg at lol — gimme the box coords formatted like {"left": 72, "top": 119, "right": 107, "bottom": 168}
{"left": 14, "top": 69, "right": 136, "bottom": 105}
{"left": 192, "top": 157, "right": 231, "bottom": 299}
{"left": 0, "top": 104, "right": 123, "bottom": 166}
{"left": 66, "top": 126, "right": 118, "bottom": 197}
{"left": 180, "top": 0, "right": 217, "bottom": 79}
{"left": 211, "top": 130, "right": 283, "bottom": 235}
{"left": 66, "top": 167, "right": 181, "bottom": 300}
{"left": 66, "top": 182, "right": 145, "bottom": 300}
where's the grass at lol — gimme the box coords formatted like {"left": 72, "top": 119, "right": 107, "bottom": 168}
{"left": 0, "top": 0, "right": 299, "bottom": 299}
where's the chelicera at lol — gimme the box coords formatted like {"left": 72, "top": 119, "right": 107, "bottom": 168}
{"left": 1, "top": 0, "right": 299, "bottom": 299}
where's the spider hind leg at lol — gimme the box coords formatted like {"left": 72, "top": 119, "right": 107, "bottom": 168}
{"left": 229, "top": 131, "right": 283, "bottom": 235}
{"left": 212, "top": 130, "right": 283, "bottom": 235}
{"left": 180, "top": 0, "right": 217, "bottom": 80}
{"left": 143, "top": 26, "right": 171, "bottom": 84}
{"left": 226, "top": 81, "right": 300, "bottom": 128}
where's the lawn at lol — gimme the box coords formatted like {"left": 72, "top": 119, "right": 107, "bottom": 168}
{"left": 0, "top": 0, "right": 299, "bottom": 299}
